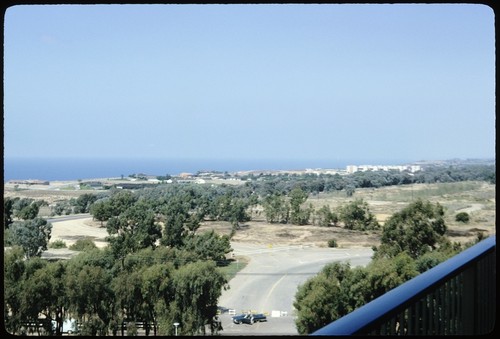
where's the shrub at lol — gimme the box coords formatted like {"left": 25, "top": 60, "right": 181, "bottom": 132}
{"left": 455, "top": 211, "right": 470, "bottom": 223}
{"left": 69, "top": 238, "right": 97, "bottom": 251}
{"left": 327, "top": 239, "right": 338, "bottom": 248}
{"left": 48, "top": 240, "right": 67, "bottom": 249}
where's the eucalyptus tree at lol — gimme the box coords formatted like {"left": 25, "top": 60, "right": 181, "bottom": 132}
{"left": 262, "top": 193, "right": 289, "bottom": 224}
{"left": 4, "top": 246, "right": 27, "bottom": 335}
{"left": 140, "top": 262, "right": 175, "bottom": 336}
{"left": 182, "top": 230, "right": 232, "bottom": 263}
{"left": 4, "top": 197, "right": 18, "bottom": 229}
{"left": 106, "top": 200, "right": 162, "bottom": 265}
{"left": 89, "top": 199, "right": 113, "bottom": 226}
{"left": 20, "top": 260, "right": 68, "bottom": 335}
{"left": 111, "top": 269, "right": 145, "bottom": 335}
{"left": 288, "top": 187, "right": 313, "bottom": 225}
{"left": 65, "top": 255, "right": 115, "bottom": 336}
{"left": 294, "top": 263, "right": 348, "bottom": 335}
{"left": 294, "top": 253, "right": 420, "bottom": 334}
{"left": 159, "top": 196, "right": 192, "bottom": 248}
{"left": 338, "top": 199, "right": 379, "bottom": 231}
{"left": 73, "top": 193, "right": 98, "bottom": 213}
{"left": 375, "top": 199, "right": 447, "bottom": 259}
{"left": 8, "top": 217, "right": 52, "bottom": 258}
{"left": 314, "top": 205, "right": 339, "bottom": 227}
{"left": 157, "top": 261, "right": 227, "bottom": 335}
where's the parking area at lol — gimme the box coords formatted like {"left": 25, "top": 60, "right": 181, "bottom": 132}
{"left": 218, "top": 313, "right": 299, "bottom": 335}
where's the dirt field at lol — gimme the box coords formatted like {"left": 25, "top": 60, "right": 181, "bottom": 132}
{"left": 4, "top": 181, "right": 496, "bottom": 249}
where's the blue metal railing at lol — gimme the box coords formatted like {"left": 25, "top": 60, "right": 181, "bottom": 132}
{"left": 311, "top": 235, "right": 496, "bottom": 335}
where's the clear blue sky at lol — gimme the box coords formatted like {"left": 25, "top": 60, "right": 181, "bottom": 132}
{"left": 4, "top": 4, "right": 495, "bottom": 163}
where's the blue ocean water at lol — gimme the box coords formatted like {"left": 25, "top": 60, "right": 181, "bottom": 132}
{"left": 3, "top": 157, "right": 375, "bottom": 182}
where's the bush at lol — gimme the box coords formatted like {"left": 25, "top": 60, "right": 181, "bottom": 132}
{"left": 48, "top": 240, "right": 67, "bottom": 249}
{"left": 69, "top": 238, "right": 97, "bottom": 251}
{"left": 455, "top": 211, "right": 470, "bottom": 223}
{"left": 327, "top": 239, "right": 338, "bottom": 248}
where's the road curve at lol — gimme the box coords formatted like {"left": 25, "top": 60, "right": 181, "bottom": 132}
{"left": 45, "top": 217, "right": 373, "bottom": 335}
{"left": 217, "top": 242, "right": 373, "bottom": 335}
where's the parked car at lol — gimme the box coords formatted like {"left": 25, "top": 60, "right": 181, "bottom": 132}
{"left": 232, "top": 313, "right": 267, "bottom": 325}
{"left": 51, "top": 318, "right": 79, "bottom": 334}
{"left": 251, "top": 313, "right": 267, "bottom": 323}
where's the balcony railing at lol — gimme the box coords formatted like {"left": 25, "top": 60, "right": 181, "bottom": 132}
{"left": 311, "top": 235, "right": 496, "bottom": 335}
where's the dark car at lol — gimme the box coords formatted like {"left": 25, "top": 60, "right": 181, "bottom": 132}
{"left": 232, "top": 313, "right": 267, "bottom": 325}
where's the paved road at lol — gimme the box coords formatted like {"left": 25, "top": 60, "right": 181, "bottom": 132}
{"left": 47, "top": 213, "right": 92, "bottom": 223}
{"left": 44, "top": 217, "right": 373, "bottom": 334}
{"left": 217, "top": 243, "right": 373, "bottom": 335}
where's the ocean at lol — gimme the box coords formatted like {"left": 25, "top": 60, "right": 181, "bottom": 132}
{"left": 3, "top": 157, "right": 387, "bottom": 182}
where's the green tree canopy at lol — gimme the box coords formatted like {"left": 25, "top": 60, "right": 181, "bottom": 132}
{"left": 9, "top": 218, "right": 52, "bottom": 258}
{"left": 314, "top": 205, "right": 338, "bottom": 227}
{"left": 375, "top": 199, "right": 447, "bottom": 259}
{"left": 455, "top": 211, "right": 470, "bottom": 223}
{"left": 262, "top": 193, "right": 289, "bottom": 224}
{"left": 65, "top": 262, "right": 114, "bottom": 336}
{"left": 106, "top": 201, "right": 162, "bottom": 261}
{"left": 73, "top": 193, "right": 98, "bottom": 214}
{"left": 159, "top": 261, "right": 227, "bottom": 335}
{"left": 338, "top": 199, "right": 379, "bottom": 230}
{"left": 183, "top": 230, "right": 232, "bottom": 263}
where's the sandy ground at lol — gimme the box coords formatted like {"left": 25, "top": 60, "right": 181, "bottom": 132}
{"left": 46, "top": 213, "right": 494, "bottom": 255}
{"left": 5, "top": 180, "right": 495, "bottom": 251}
{"left": 49, "top": 217, "right": 109, "bottom": 248}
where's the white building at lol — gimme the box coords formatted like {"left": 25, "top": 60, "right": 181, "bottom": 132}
{"left": 346, "top": 164, "right": 421, "bottom": 174}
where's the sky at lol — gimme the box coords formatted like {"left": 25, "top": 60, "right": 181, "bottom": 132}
{"left": 3, "top": 3, "right": 496, "bottom": 164}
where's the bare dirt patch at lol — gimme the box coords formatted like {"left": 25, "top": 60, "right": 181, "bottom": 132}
{"left": 198, "top": 219, "right": 381, "bottom": 248}
{"left": 5, "top": 181, "right": 495, "bottom": 250}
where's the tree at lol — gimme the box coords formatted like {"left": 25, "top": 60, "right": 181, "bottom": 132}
{"left": 112, "top": 269, "right": 145, "bottom": 334}
{"left": 4, "top": 197, "right": 19, "bottom": 228}
{"left": 73, "top": 193, "right": 98, "bottom": 213}
{"left": 65, "top": 262, "right": 114, "bottom": 336}
{"left": 183, "top": 230, "right": 232, "bottom": 263}
{"left": 107, "top": 190, "right": 137, "bottom": 217}
{"left": 338, "top": 199, "right": 379, "bottom": 230}
{"left": 314, "top": 205, "right": 338, "bottom": 227}
{"left": 52, "top": 200, "right": 73, "bottom": 216}
{"left": 11, "top": 198, "right": 46, "bottom": 220}
{"left": 294, "top": 262, "right": 356, "bottom": 334}
{"left": 345, "top": 185, "right": 355, "bottom": 197}
{"left": 262, "top": 193, "right": 289, "bottom": 224}
{"left": 9, "top": 218, "right": 52, "bottom": 258}
{"left": 375, "top": 199, "right": 447, "bottom": 259}
{"left": 106, "top": 201, "right": 162, "bottom": 262}
{"left": 4, "top": 246, "right": 27, "bottom": 334}
{"left": 365, "top": 252, "right": 418, "bottom": 300}
{"left": 140, "top": 262, "right": 175, "bottom": 336}
{"left": 293, "top": 253, "right": 420, "bottom": 334}
{"left": 227, "top": 198, "right": 252, "bottom": 229}
{"left": 21, "top": 261, "right": 67, "bottom": 335}
{"left": 288, "top": 187, "right": 314, "bottom": 225}
{"left": 159, "top": 197, "right": 191, "bottom": 248}
{"left": 158, "top": 261, "right": 227, "bottom": 335}
{"left": 17, "top": 203, "right": 40, "bottom": 220}
{"left": 90, "top": 200, "right": 112, "bottom": 225}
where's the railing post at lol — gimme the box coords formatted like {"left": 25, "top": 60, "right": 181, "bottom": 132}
{"left": 461, "top": 263, "right": 476, "bottom": 335}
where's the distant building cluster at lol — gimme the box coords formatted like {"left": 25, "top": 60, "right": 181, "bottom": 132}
{"left": 7, "top": 179, "right": 50, "bottom": 185}
{"left": 346, "top": 164, "right": 422, "bottom": 174}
